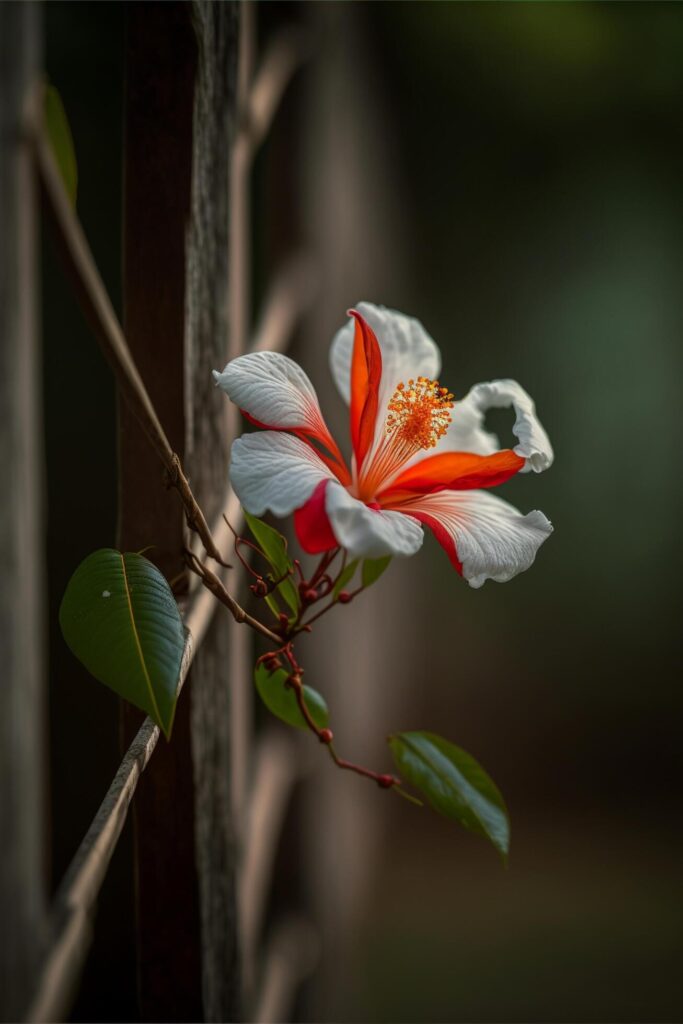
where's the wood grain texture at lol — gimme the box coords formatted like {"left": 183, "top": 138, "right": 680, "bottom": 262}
{"left": 119, "top": 6, "right": 203, "bottom": 1020}
{"left": 0, "top": 5, "right": 47, "bottom": 1020}
{"left": 185, "top": 3, "right": 241, "bottom": 1020}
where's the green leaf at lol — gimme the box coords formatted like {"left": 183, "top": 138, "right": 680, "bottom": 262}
{"left": 44, "top": 84, "right": 78, "bottom": 207}
{"left": 332, "top": 558, "right": 359, "bottom": 599}
{"left": 263, "top": 589, "right": 282, "bottom": 619}
{"left": 388, "top": 731, "right": 510, "bottom": 860}
{"left": 243, "top": 510, "right": 300, "bottom": 615}
{"left": 254, "top": 664, "right": 329, "bottom": 731}
{"left": 59, "top": 549, "right": 186, "bottom": 738}
{"left": 362, "top": 555, "right": 392, "bottom": 588}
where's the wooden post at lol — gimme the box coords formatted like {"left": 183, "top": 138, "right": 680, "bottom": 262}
{"left": 120, "top": 3, "right": 239, "bottom": 1019}
{"left": 0, "top": 5, "right": 47, "bottom": 1021}
{"left": 119, "top": 6, "right": 202, "bottom": 1020}
{"left": 185, "top": 4, "right": 241, "bottom": 1020}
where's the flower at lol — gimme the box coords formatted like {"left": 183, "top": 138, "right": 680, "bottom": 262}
{"left": 213, "top": 302, "right": 553, "bottom": 588}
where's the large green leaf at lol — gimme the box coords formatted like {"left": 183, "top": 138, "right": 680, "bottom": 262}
{"left": 389, "top": 731, "right": 510, "bottom": 860}
{"left": 44, "top": 84, "right": 78, "bottom": 207}
{"left": 254, "top": 664, "right": 329, "bottom": 731}
{"left": 243, "top": 510, "right": 300, "bottom": 615}
{"left": 362, "top": 555, "right": 392, "bottom": 588}
{"left": 59, "top": 549, "right": 186, "bottom": 738}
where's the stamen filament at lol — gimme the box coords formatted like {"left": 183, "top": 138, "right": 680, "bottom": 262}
{"left": 357, "top": 376, "right": 454, "bottom": 499}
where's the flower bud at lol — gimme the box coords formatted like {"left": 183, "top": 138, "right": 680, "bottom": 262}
{"left": 318, "top": 728, "right": 333, "bottom": 744}
{"left": 376, "top": 774, "right": 395, "bottom": 789}
{"left": 303, "top": 588, "right": 318, "bottom": 604}
{"left": 337, "top": 590, "right": 352, "bottom": 604}
{"left": 276, "top": 612, "right": 290, "bottom": 635}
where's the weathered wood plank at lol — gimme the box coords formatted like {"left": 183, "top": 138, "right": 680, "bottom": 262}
{"left": 0, "top": 5, "right": 46, "bottom": 1021}
{"left": 185, "top": 4, "right": 241, "bottom": 1020}
{"left": 119, "top": 5, "right": 203, "bottom": 1020}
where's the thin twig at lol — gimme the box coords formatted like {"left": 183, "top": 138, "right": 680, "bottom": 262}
{"left": 184, "top": 549, "right": 281, "bottom": 645}
{"left": 24, "top": 635, "right": 193, "bottom": 1024}
{"left": 27, "top": 86, "right": 225, "bottom": 566}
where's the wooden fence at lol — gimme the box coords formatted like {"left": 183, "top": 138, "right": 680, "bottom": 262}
{"left": 1, "top": 3, "right": 321, "bottom": 1020}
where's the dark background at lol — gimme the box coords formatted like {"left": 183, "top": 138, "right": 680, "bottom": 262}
{"left": 44, "top": 3, "right": 681, "bottom": 1021}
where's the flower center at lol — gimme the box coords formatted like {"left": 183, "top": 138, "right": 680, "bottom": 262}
{"left": 385, "top": 377, "right": 454, "bottom": 449}
{"left": 355, "top": 377, "right": 454, "bottom": 501}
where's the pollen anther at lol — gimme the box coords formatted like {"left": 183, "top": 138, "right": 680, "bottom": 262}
{"left": 385, "top": 377, "right": 454, "bottom": 450}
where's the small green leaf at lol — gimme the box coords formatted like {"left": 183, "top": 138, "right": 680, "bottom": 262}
{"left": 362, "top": 555, "right": 392, "bottom": 588}
{"left": 333, "top": 559, "right": 359, "bottom": 599}
{"left": 254, "top": 664, "right": 329, "bottom": 731}
{"left": 263, "top": 589, "right": 282, "bottom": 619}
{"left": 243, "top": 510, "right": 300, "bottom": 614}
{"left": 389, "top": 731, "right": 510, "bottom": 860}
{"left": 59, "top": 549, "right": 186, "bottom": 738}
{"left": 44, "top": 84, "right": 78, "bottom": 207}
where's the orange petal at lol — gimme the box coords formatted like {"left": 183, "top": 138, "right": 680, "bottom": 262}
{"left": 377, "top": 449, "right": 525, "bottom": 503}
{"left": 349, "top": 309, "right": 382, "bottom": 471}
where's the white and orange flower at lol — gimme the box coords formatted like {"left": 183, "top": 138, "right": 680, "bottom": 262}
{"left": 213, "top": 303, "right": 553, "bottom": 588}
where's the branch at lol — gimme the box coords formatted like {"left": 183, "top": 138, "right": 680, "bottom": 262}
{"left": 184, "top": 549, "right": 281, "bottom": 645}
{"left": 26, "top": 86, "right": 225, "bottom": 566}
{"left": 25, "top": 636, "right": 193, "bottom": 1024}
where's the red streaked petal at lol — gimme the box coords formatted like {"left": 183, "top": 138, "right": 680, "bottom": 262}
{"left": 294, "top": 480, "right": 338, "bottom": 553}
{"left": 405, "top": 509, "right": 463, "bottom": 575}
{"left": 384, "top": 489, "right": 553, "bottom": 587}
{"left": 376, "top": 449, "right": 524, "bottom": 502}
{"left": 240, "top": 410, "right": 351, "bottom": 486}
{"left": 293, "top": 429, "right": 352, "bottom": 486}
{"left": 349, "top": 309, "right": 382, "bottom": 471}
{"left": 230, "top": 432, "right": 335, "bottom": 518}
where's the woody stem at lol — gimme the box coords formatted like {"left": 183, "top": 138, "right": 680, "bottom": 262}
{"left": 281, "top": 648, "right": 399, "bottom": 790}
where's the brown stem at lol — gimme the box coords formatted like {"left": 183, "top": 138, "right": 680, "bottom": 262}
{"left": 307, "top": 548, "right": 340, "bottom": 589}
{"left": 280, "top": 650, "right": 399, "bottom": 790}
{"left": 184, "top": 550, "right": 280, "bottom": 645}
{"left": 327, "top": 745, "right": 399, "bottom": 789}
{"left": 289, "top": 677, "right": 324, "bottom": 735}
{"left": 28, "top": 87, "right": 226, "bottom": 566}
{"left": 293, "top": 598, "right": 337, "bottom": 634}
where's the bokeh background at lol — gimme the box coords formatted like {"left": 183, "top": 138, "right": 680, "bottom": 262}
{"left": 44, "top": 3, "right": 681, "bottom": 1021}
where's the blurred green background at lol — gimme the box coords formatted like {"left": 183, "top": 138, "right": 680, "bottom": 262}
{"left": 43, "top": 2, "right": 681, "bottom": 1022}
{"left": 320, "top": 4, "right": 682, "bottom": 1021}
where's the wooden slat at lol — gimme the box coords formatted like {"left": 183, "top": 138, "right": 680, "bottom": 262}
{"left": 251, "top": 917, "right": 320, "bottom": 1024}
{"left": 17, "top": 6, "right": 321, "bottom": 1020}
{"left": 0, "top": 5, "right": 46, "bottom": 1021}
{"left": 119, "top": 6, "right": 203, "bottom": 1020}
{"left": 185, "top": 4, "right": 241, "bottom": 1019}
{"left": 240, "top": 732, "right": 302, "bottom": 998}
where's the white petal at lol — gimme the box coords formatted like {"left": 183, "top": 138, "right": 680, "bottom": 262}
{"left": 230, "top": 432, "right": 334, "bottom": 518}
{"left": 396, "top": 489, "right": 553, "bottom": 588}
{"left": 445, "top": 379, "right": 554, "bottom": 473}
{"left": 213, "top": 351, "right": 328, "bottom": 433}
{"left": 325, "top": 483, "right": 424, "bottom": 559}
{"left": 329, "top": 302, "right": 441, "bottom": 409}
